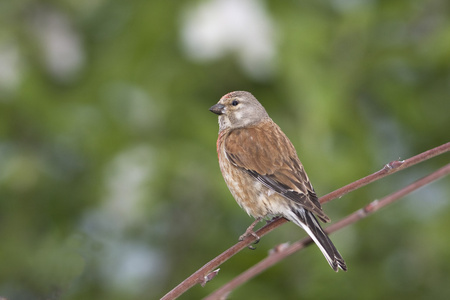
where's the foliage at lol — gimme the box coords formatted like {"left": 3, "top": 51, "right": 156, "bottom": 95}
{"left": 0, "top": 0, "right": 449, "bottom": 299}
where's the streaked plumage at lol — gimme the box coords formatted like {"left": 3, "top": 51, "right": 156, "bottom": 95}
{"left": 210, "top": 91, "right": 346, "bottom": 272}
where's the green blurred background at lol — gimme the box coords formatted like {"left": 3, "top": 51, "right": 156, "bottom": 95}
{"left": 1, "top": 0, "right": 449, "bottom": 299}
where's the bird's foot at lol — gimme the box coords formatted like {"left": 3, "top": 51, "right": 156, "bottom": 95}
{"left": 239, "top": 218, "right": 262, "bottom": 249}
{"left": 239, "top": 230, "right": 260, "bottom": 243}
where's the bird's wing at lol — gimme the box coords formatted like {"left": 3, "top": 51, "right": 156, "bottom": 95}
{"left": 224, "top": 121, "right": 330, "bottom": 222}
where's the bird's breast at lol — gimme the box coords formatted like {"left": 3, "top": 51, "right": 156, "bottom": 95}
{"left": 217, "top": 143, "right": 290, "bottom": 218}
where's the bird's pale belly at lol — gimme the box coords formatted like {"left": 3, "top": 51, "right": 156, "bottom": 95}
{"left": 219, "top": 158, "right": 290, "bottom": 219}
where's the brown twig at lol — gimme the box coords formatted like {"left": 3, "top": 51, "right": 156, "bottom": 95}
{"left": 160, "top": 142, "right": 450, "bottom": 300}
{"left": 205, "top": 163, "right": 450, "bottom": 300}
{"left": 319, "top": 141, "right": 450, "bottom": 205}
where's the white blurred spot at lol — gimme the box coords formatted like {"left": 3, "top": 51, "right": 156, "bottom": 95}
{"left": 0, "top": 43, "right": 22, "bottom": 94}
{"left": 78, "top": 145, "right": 165, "bottom": 293}
{"left": 79, "top": 145, "right": 155, "bottom": 236}
{"left": 27, "top": 6, "right": 85, "bottom": 82}
{"left": 100, "top": 241, "right": 166, "bottom": 294}
{"left": 181, "top": 0, "right": 277, "bottom": 79}
{"left": 102, "top": 145, "right": 155, "bottom": 226}
{"left": 402, "top": 177, "right": 448, "bottom": 221}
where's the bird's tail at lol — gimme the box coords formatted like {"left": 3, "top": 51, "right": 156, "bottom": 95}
{"left": 289, "top": 208, "right": 347, "bottom": 272}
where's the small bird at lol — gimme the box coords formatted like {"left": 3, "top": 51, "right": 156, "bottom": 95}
{"left": 210, "top": 91, "right": 347, "bottom": 272}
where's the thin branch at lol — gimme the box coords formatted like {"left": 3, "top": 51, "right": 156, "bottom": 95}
{"left": 319, "top": 141, "right": 450, "bottom": 205}
{"left": 160, "top": 142, "right": 450, "bottom": 300}
{"left": 205, "top": 163, "right": 450, "bottom": 300}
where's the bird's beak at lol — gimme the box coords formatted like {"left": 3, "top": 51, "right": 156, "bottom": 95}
{"left": 209, "top": 103, "right": 225, "bottom": 115}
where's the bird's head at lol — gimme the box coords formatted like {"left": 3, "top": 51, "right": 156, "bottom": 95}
{"left": 209, "top": 91, "right": 269, "bottom": 132}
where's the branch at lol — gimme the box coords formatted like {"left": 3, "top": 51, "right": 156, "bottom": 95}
{"left": 319, "top": 141, "right": 450, "bottom": 205}
{"left": 160, "top": 142, "right": 450, "bottom": 300}
{"left": 205, "top": 163, "right": 450, "bottom": 300}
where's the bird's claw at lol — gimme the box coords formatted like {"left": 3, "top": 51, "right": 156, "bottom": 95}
{"left": 238, "top": 217, "right": 262, "bottom": 249}
{"left": 239, "top": 230, "right": 260, "bottom": 249}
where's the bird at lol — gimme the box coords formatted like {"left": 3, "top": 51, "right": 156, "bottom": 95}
{"left": 209, "top": 91, "right": 347, "bottom": 272}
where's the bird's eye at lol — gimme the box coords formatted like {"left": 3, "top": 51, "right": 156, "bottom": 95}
{"left": 232, "top": 100, "right": 239, "bottom": 106}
